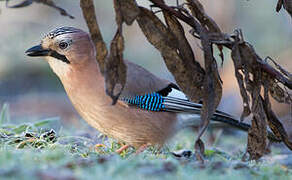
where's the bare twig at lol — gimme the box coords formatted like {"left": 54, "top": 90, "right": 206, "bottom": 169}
{"left": 6, "top": 0, "right": 74, "bottom": 19}
{"left": 80, "top": 0, "right": 108, "bottom": 74}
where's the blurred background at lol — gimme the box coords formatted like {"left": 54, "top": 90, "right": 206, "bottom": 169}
{"left": 0, "top": 1, "right": 291, "bottom": 138}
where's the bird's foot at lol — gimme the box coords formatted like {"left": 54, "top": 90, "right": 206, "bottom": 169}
{"left": 135, "top": 143, "right": 151, "bottom": 154}
{"left": 116, "top": 144, "right": 130, "bottom": 154}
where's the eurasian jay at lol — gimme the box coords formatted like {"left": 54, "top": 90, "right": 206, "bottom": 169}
{"left": 25, "top": 27, "right": 268, "bottom": 152}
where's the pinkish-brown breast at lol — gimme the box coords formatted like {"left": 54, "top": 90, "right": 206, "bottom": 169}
{"left": 57, "top": 60, "right": 178, "bottom": 148}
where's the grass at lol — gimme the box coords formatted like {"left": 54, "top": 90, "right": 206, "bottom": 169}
{"left": 0, "top": 104, "right": 291, "bottom": 180}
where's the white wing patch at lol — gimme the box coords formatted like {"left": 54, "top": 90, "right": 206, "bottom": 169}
{"left": 167, "top": 88, "right": 187, "bottom": 99}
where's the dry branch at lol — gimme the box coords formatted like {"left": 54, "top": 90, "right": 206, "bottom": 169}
{"left": 5, "top": 0, "right": 74, "bottom": 19}
{"left": 104, "top": 0, "right": 128, "bottom": 105}
{"left": 137, "top": 6, "right": 205, "bottom": 103}
{"left": 80, "top": 0, "right": 108, "bottom": 75}
{"left": 80, "top": 0, "right": 291, "bottom": 161}
{"left": 143, "top": 0, "right": 292, "bottom": 160}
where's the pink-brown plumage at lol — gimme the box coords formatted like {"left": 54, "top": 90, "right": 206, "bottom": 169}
{"left": 62, "top": 57, "right": 178, "bottom": 148}
{"left": 40, "top": 28, "right": 178, "bottom": 148}
{"left": 26, "top": 27, "right": 255, "bottom": 150}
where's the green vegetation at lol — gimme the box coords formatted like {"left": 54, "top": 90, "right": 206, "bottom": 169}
{"left": 0, "top": 105, "right": 291, "bottom": 180}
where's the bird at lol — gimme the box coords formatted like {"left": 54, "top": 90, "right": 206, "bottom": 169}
{"left": 25, "top": 27, "right": 278, "bottom": 153}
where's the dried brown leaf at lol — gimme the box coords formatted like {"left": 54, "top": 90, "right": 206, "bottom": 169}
{"left": 104, "top": 0, "right": 127, "bottom": 105}
{"left": 246, "top": 72, "right": 268, "bottom": 160}
{"left": 268, "top": 79, "right": 292, "bottom": 104}
{"left": 186, "top": 0, "right": 224, "bottom": 63}
{"left": 266, "top": 56, "right": 292, "bottom": 80}
{"left": 194, "top": 138, "right": 205, "bottom": 163}
{"left": 136, "top": 7, "right": 205, "bottom": 102}
{"left": 113, "top": 0, "right": 123, "bottom": 26}
{"left": 80, "top": 0, "right": 108, "bottom": 74}
{"left": 197, "top": 34, "right": 222, "bottom": 154}
{"left": 229, "top": 34, "right": 268, "bottom": 159}
{"left": 230, "top": 32, "right": 291, "bottom": 157}
{"left": 262, "top": 89, "right": 292, "bottom": 150}
{"left": 163, "top": 11, "right": 205, "bottom": 99}
{"left": 150, "top": 2, "right": 292, "bottom": 90}
{"left": 233, "top": 38, "right": 292, "bottom": 89}
{"left": 116, "top": 0, "right": 140, "bottom": 25}
{"left": 247, "top": 116, "right": 267, "bottom": 160}
{"left": 231, "top": 42, "right": 251, "bottom": 121}
{"left": 201, "top": 37, "right": 222, "bottom": 109}
{"left": 137, "top": 7, "right": 177, "bottom": 48}
{"left": 148, "top": 0, "right": 291, "bottom": 158}
{"left": 185, "top": 0, "right": 221, "bottom": 33}
{"left": 258, "top": 60, "right": 292, "bottom": 90}
{"left": 105, "top": 29, "right": 127, "bottom": 105}
{"left": 151, "top": 0, "right": 222, "bottom": 154}
{"left": 265, "top": 108, "right": 292, "bottom": 150}
{"left": 163, "top": 11, "right": 195, "bottom": 65}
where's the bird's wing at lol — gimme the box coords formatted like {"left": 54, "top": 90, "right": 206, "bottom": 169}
{"left": 119, "top": 61, "right": 280, "bottom": 141}
{"left": 121, "top": 92, "right": 254, "bottom": 133}
{"left": 120, "top": 60, "right": 235, "bottom": 125}
{"left": 120, "top": 60, "right": 227, "bottom": 117}
{"left": 121, "top": 60, "right": 179, "bottom": 98}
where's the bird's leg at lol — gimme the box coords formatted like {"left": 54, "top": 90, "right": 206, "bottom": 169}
{"left": 116, "top": 144, "right": 130, "bottom": 154}
{"left": 207, "top": 128, "right": 216, "bottom": 145}
{"left": 135, "top": 143, "right": 151, "bottom": 154}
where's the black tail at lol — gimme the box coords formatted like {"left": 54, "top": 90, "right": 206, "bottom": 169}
{"left": 163, "top": 96, "right": 281, "bottom": 142}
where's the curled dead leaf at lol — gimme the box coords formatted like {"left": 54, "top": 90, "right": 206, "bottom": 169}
{"left": 116, "top": 0, "right": 140, "bottom": 25}
{"left": 136, "top": 6, "right": 205, "bottom": 102}
{"left": 105, "top": 0, "right": 127, "bottom": 105}
{"left": 162, "top": 11, "right": 205, "bottom": 101}
{"left": 268, "top": 79, "right": 292, "bottom": 104}
{"left": 80, "top": 0, "right": 108, "bottom": 74}
{"left": 105, "top": 29, "right": 127, "bottom": 105}
{"left": 246, "top": 74, "right": 268, "bottom": 160}
{"left": 231, "top": 42, "right": 251, "bottom": 121}
{"left": 194, "top": 138, "right": 205, "bottom": 163}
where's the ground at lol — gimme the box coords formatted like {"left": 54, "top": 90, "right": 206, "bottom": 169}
{"left": 0, "top": 107, "right": 291, "bottom": 180}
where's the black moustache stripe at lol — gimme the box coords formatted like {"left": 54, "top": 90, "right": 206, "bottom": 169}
{"left": 48, "top": 50, "right": 70, "bottom": 64}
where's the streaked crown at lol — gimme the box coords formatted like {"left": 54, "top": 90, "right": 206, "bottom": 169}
{"left": 45, "top": 27, "right": 82, "bottom": 39}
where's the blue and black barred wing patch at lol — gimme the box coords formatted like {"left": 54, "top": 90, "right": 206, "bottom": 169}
{"left": 121, "top": 92, "right": 204, "bottom": 114}
{"left": 121, "top": 92, "right": 203, "bottom": 113}
{"left": 121, "top": 92, "right": 166, "bottom": 111}
{"left": 121, "top": 92, "right": 232, "bottom": 120}
{"left": 122, "top": 93, "right": 243, "bottom": 130}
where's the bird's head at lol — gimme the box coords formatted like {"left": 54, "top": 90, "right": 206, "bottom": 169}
{"left": 26, "top": 27, "right": 96, "bottom": 76}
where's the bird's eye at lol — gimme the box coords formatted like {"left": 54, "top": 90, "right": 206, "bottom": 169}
{"left": 59, "top": 42, "right": 68, "bottom": 49}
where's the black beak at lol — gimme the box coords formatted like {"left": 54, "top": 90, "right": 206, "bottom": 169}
{"left": 25, "top": 44, "right": 70, "bottom": 64}
{"left": 25, "top": 45, "right": 50, "bottom": 57}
